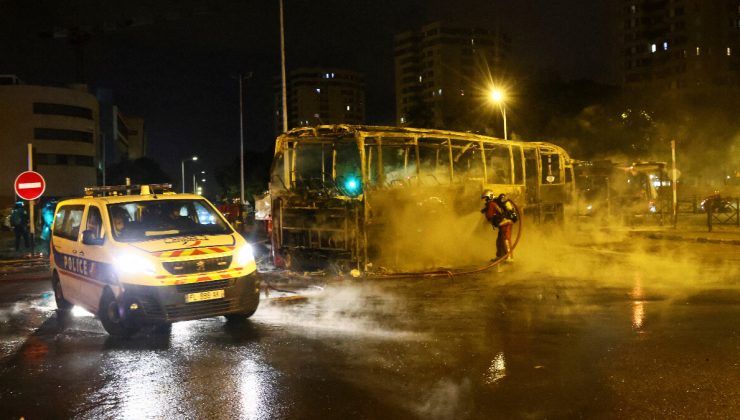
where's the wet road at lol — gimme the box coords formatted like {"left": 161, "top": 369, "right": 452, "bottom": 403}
{"left": 0, "top": 236, "right": 739, "bottom": 419}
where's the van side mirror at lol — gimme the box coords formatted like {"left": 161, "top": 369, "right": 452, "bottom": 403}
{"left": 82, "top": 230, "right": 104, "bottom": 246}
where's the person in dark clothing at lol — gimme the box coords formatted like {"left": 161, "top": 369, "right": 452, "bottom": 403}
{"left": 10, "top": 202, "right": 31, "bottom": 251}
{"left": 481, "top": 191, "right": 518, "bottom": 262}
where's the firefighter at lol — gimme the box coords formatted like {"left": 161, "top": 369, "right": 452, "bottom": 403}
{"left": 481, "top": 191, "right": 518, "bottom": 262}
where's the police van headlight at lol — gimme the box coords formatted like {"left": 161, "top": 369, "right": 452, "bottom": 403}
{"left": 236, "top": 243, "right": 255, "bottom": 267}
{"left": 114, "top": 252, "right": 156, "bottom": 275}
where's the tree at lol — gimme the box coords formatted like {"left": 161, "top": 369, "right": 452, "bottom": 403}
{"left": 105, "top": 157, "right": 171, "bottom": 186}
{"left": 214, "top": 150, "right": 273, "bottom": 204}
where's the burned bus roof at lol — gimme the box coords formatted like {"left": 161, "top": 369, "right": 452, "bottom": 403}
{"left": 276, "top": 124, "right": 572, "bottom": 157}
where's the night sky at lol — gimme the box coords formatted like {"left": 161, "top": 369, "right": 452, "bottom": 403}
{"left": 1, "top": 0, "right": 611, "bottom": 185}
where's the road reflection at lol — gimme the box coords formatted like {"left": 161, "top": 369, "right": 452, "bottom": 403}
{"left": 484, "top": 352, "right": 506, "bottom": 384}
{"left": 630, "top": 273, "right": 645, "bottom": 331}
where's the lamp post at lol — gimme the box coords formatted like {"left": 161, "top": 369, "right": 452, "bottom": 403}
{"left": 489, "top": 88, "right": 507, "bottom": 140}
{"left": 181, "top": 155, "right": 198, "bottom": 193}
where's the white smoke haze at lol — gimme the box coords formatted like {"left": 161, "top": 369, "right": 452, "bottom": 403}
{"left": 257, "top": 283, "right": 425, "bottom": 341}
{"left": 414, "top": 378, "right": 473, "bottom": 420}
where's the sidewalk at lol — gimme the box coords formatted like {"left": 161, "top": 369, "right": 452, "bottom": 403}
{"left": 625, "top": 211, "right": 740, "bottom": 245}
{"left": 625, "top": 224, "right": 740, "bottom": 245}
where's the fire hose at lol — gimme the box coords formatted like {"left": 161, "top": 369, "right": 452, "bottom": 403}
{"left": 368, "top": 200, "right": 523, "bottom": 279}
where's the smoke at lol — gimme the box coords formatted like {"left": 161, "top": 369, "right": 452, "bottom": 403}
{"left": 367, "top": 188, "right": 496, "bottom": 272}
{"left": 257, "top": 283, "right": 425, "bottom": 340}
{"left": 414, "top": 378, "right": 473, "bottom": 420}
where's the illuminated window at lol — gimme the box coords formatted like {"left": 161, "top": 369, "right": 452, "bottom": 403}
{"left": 651, "top": 44, "right": 657, "bottom": 53}
{"left": 400, "top": 117, "right": 405, "bottom": 124}
{"left": 728, "top": 47, "right": 732, "bottom": 56}
{"left": 419, "top": 75, "right": 422, "bottom": 83}
{"left": 316, "top": 88, "right": 321, "bottom": 94}
{"left": 696, "top": 46, "right": 700, "bottom": 55}
{"left": 630, "top": 4, "right": 636, "bottom": 13}
{"left": 663, "top": 41, "right": 668, "bottom": 50}
{"left": 438, "top": 88, "right": 442, "bottom": 95}
{"left": 346, "top": 105, "right": 351, "bottom": 111}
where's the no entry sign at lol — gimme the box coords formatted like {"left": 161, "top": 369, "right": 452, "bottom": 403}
{"left": 14, "top": 171, "right": 46, "bottom": 200}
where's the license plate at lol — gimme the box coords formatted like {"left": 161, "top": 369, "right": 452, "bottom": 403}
{"left": 185, "top": 289, "right": 225, "bottom": 303}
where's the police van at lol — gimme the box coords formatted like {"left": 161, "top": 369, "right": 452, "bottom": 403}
{"left": 50, "top": 184, "right": 260, "bottom": 336}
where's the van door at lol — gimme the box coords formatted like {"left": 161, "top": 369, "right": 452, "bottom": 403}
{"left": 76, "top": 205, "right": 110, "bottom": 312}
{"left": 51, "top": 205, "right": 85, "bottom": 305}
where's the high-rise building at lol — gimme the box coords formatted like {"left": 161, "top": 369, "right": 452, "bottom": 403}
{"left": 275, "top": 68, "right": 365, "bottom": 134}
{"left": 394, "top": 22, "right": 511, "bottom": 129}
{"left": 618, "top": 0, "right": 740, "bottom": 91}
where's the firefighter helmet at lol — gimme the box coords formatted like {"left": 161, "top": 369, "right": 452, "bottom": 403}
{"left": 481, "top": 190, "right": 495, "bottom": 200}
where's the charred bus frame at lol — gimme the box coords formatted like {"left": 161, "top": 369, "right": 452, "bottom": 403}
{"left": 270, "top": 125, "right": 574, "bottom": 271}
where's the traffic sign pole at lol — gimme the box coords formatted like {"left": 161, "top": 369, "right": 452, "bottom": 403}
{"left": 27, "top": 143, "right": 35, "bottom": 247}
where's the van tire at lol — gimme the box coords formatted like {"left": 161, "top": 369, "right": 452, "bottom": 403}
{"left": 52, "top": 272, "right": 73, "bottom": 312}
{"left": 99, "top": 290, "right": 138, "bottom": 337}
{"left": 225, "top": 307, "right": 257, "bottom": 322}
{"left": 154, "top": 322, "right": 172, "bottom": 334}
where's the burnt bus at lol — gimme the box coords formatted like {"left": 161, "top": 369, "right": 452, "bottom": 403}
{"left": 270, "top": 125, "right": 574, "bottom": 272}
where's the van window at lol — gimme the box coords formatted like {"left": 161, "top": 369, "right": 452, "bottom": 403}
{"left": 53, "top": 205, "right": 85, "bottom": 241}
{"left": 108, "top": 199, "right": 231, "bottom": 242}
{"left": 85, "top": 206, "right": 103, "bottom": 240}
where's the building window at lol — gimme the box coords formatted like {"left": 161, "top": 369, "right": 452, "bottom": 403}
{"left": 316, "top": 88, "right": 321, "bottom": 94}
{"left": 346, "top": 105, "right": 351, "bottom": 111}
{"left": 728, "top": 47, "right": 732, "bottom": 56}
{"left": 696, "top": 46, "right": 701, "bottom": 55}
{"left": 663, "top": 41, "right": 668, "bottom": 50}
{"left": 33, "top": 103, "right": 93, "bottom": 120}
{"left": 35, "top": 153, "right": 94, "bottom": 167}
{"left": 651, "top": 43, "right": 657, "bottom": 53}
{"left": 34, "top": 128, "right": 93, "bottom": 143}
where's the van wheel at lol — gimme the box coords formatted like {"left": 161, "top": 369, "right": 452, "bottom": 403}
{"left": 52, "top": 272, "right": 72, "bottom": 312}
{"left": 154, "top": 322, "right": 172, "bottom": 334}
{"left": 99, "top": 290, "right": 138, "bottom": 337}
{"left": 225, "top": 307, "right": 257, "bottom": 322}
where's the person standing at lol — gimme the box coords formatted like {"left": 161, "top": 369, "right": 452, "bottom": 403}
{"left": 10, "top": 202, "right": 31, "bottom": 252}
{"left": 481, "top": 191, "right": 518, "bottom": 262}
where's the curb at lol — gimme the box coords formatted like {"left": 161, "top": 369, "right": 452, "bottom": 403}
{"left": 631, "top": 231, "right": 740, "bottom": 246}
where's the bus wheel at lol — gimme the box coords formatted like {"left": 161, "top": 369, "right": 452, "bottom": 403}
{"left": 52, "top": 272, "right": 72, "bottom": 312}
{"left": 99, "top": 290, "right": 138, "bottom": 337}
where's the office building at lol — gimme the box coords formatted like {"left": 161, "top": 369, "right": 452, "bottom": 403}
{"left": 0, "top": 76, "right": 146, "bottom": 205}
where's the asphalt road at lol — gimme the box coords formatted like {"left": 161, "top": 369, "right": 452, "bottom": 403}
{"left": 0, "top": 235, "right": 738, "bottom": 419}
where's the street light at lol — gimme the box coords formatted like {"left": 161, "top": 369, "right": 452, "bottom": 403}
{"left": 489, "top": 88, "right": 508, "bottom": 140}
{"left": 181, "top": 155, "right": 198, "bottom": 193}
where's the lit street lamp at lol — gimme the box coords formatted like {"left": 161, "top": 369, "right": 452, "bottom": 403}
{"left": 489, "top": 88, "right": 508, "bottom": 140}
{"left": 181, "top": 155, "right": 198, "bottom": 193}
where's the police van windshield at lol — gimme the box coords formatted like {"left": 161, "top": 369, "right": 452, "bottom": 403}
{"left": 108, "top": 199, "right": 231, "bottom": 242}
